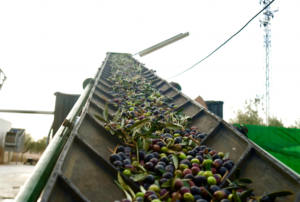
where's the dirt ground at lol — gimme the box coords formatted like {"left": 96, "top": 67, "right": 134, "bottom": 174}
{"left": 0, "top": 163, "right": 35, "bottom": 201}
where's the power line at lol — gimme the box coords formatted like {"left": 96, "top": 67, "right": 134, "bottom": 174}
{"left": 168, "top": 0, "right": 275, "bottom": 79}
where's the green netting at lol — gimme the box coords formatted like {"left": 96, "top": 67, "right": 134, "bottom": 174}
{"left": 235, "top": 124, "right": 300, "bottom": 174}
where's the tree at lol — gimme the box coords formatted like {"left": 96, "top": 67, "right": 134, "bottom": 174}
{"left": 23, "top": 133, "right": 34, "bottom": 153}
{"left": 230, "top": 97, "right": 287, "bottom": 127}
{"left": 22, "top": 134, "right": 47, "bottom": 153}
{"left": 268, "top": 116, "right": 284, "bottom": 127}
{"left": 289, "top": 120, "right": 300, "bottom": 129}
{"left": 230, "top": 98, "right": 264, "bottom": 125}
{"left": 34, "top": 136, "right": 47, "bottom": 153}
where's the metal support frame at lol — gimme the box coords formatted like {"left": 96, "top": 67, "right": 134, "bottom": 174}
{"left": 15, "top": 79, "right": 94, "bottom": 202}
{"left": 0, "top": 109, "right": 54, "bottom": 115}
{"left": 136, "top": 32, "right": 189, "bottom": 57}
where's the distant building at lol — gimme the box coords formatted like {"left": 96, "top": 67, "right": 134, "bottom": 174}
{"left": 0, "top": 118, "right": 25, "bottom": 163}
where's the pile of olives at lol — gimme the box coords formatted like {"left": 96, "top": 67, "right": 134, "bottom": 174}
{"left": 96, "top": 54, "right": 291, "bottom": 202}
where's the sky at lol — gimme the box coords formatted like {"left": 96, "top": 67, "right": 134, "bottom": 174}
{"left": 0, "top": 0, "right": 299, "bottom": 140}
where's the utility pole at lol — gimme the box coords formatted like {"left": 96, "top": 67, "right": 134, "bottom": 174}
{"left": 260, "top": 0, "right": 277, "bottom": 125}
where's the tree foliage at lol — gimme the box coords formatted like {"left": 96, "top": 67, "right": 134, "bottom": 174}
{"left": 268, "top": 116, "right": 284, "bottom": 127}
{"left": 230, "top": 98, "right": 264, "bottom": 125}
{"left": 230, "top": 98, "right": 285, "bottom": 127}
{"left": 289, "top": 120, "right": 300, "bottom": 129}
{"left": 23, "top": 134, "right": 47, "bottom": 153}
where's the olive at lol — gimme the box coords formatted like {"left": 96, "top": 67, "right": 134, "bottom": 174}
{"left": 116, "top": 146, "right": 125, "bottom": 153}
{"left": 174, "top": 179, "right": 184, "bottom": 190}
{"left": 190, "top": 186, "right": 201, "bottom": 195}
{"left": 213, "top": 190, "right": 228, "bottom": 200}
{"left": 154, "top": 164, "right": 165, "bottom": 173}
{"left": 213, "top": 159, "right": 223, "bottom": 168}
{"left": 144, "top": 174, "right": 155, "bottom": 184}
{"left": 145, "top": 154, "right": 154, "bottom": 162}
{"left": 162, "top": 172, "right": 173, "bottom": 179}
{"left": 147, "top": 193, "right": 158, "bottom": 201}
{"left": 157, "top": 161, "right": 166, "bottom": 167}
{"left": 123, "top": 158, "right": 131, "bottom": 165}
{"left": 159, "top": 177, "right": 168, "bottom": 185}
{"left": 207, "top": 176, "right": 217, "bottom": 185}
{"left": 144, "top": 162, "right": 154, "bottom": 170}
{"left": 148, "top": 184, "right": 160, "bottom": 192}
{"left": 196, "top": 199, "right": 208, "bottom": 202}
{"left": 184, "top": 174, "right": 194, "bottom": 180}
{"left": 180, "top": 187, "right": 190, "bottom": 194}
{"left": 110, "top": 154, "right": 121, "bottom": 163}
{"left": 113, "top": 160, "right": 123, "bottom": 167}
{"left": 210, "top": 185, "right": 221, "bottom": 193}
{"left": 150, "top": 158, "right": 158, "bottom": 165}
{"left": 183, "top": 192, "right": 194, "bottom": 201}
{"left": 193, "top": 175, "right": 207, "bottom": 186}
{"left": 223, "top": 160, "right": 234, "bottom": 170}
{"left": 191, "top": 166, "right": 200, "bottom": 175}
{"left": 218, "top": 166, "right": 228, "bottom": 176}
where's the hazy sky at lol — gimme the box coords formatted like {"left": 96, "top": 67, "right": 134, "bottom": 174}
{"left": 0, "top": 0, "right": 299, "bottom": 140}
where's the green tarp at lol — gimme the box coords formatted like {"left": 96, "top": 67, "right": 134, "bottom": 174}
{"left": 236, "top": 124, "right": 300, "bottom": 174}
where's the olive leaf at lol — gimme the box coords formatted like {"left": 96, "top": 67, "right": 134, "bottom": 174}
{"left": 103, "top": 102, "right": 109, "bottom": 122}
{"left": 139, "top": 185, "right": 146, "bottom": 193}
{"left": 234, "top": 168, "right": 241, "bottom": 179}
{"left": 142, "top": 138, "right": 150, "bottom": 151}
{"left": 182, "top": 180, "right": 190, "bottom": 188}
{"left": 166, "top": 149, "right": 176, "bottom": 154}
{"left": 128, "top": 118, "right": 150, "bottom": 131}
{"left": 240, "top": 189, "right": 254, "bottom": 201}
{"left": 137, "top": 137, "right": 143, "bottom": 149}
{"left": 202, "top": 186, "right": 213, "bottom": 198}
{"left": 112, "top": 108, "right": 121, "bottom": 122}
{"left": 203, "top": 154, "right": 212, "bottom": 160}
{"left": 166, "top": 139, "right": 174, "bottom": 148}
{"left": 132, "top": 129, "right": 139, "bottom": 141}
{"left": 130, "top": 173, "right": 148, "bottom": 182}
{"left": 121, "top": 118, "right": 125, "bottom": 128}
{"left": 232, "top": 190, "right": 242, "bottom": 202}
{"left": 259, "top": 191, "right": 293, "bottom": 202}
{"left": 164, "top": 122, "right": 184, "bottom": 130}
{"left": 136, "top": 164, "right": 147, "bottom": 173}
{"left": 161, "top": 180, "right": 172, "bottom": 188}
{"left": 136, "top": 143, "right": 139, "bottom": 162}
{"left": 160, "top": 191, "right": 169, "bottom": 200}
{"left": 175, "top": 108, "right": 184, "bottom": 114}
{"left": 223, "top": 152, "right": 230, "bottom": 160}
{"left": 267, "top": 190, "right": 293, "bottom": 198}
{"left": 114, "top": 180, "right": 132, "bottom": 201}
{"left": 117, "top": 172, "right": 135, "bottom": 199}
{"left": 94, "top": 114, "right": 107, "bottom": 123}
{"left": 171, "top": 154, "right": 178, "bottom": 169}
{"left": 237, "top": 178, "right": 252, "bottom": 184}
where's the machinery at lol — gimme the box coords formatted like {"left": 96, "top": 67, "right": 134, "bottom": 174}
{"left": 16, "top": 53, "right": 300, "bottom": 202}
